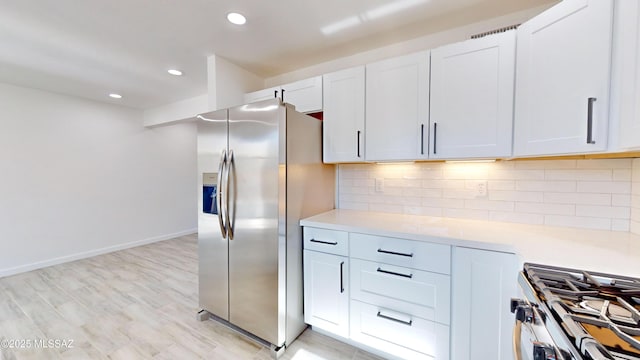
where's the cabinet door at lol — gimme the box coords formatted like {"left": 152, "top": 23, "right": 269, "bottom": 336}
{"left": 244, "top": 87, "right": 279, "bottom": 104}
{"left": 366, "top": 51, "right": 429, "bottom": 161}
{"left": 303, "top": 250, "right": 349, "bottom": 337}
{"left": 281, "top": 76, "right": 323, "bottom": 113}
{"left": 322, "top": 66, "right": 365, "bottom": 163}
{"left": 451, "top": 248, "right": 518, "bottom": 360}
{"left": 614, "top": 0, "right": 640, "bottom": 150}
{"left": 514, "top": 0, "right": 613, "bottom": 156}
{"left": 430, "top": 32, "right": 515, "bottom": 159}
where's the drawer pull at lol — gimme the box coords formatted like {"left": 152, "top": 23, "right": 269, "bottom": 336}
{"left": 377, "top": 248, "right": 413, "bottom": 258}
{"left": 310, "top": 239, "right": 338, "bottom": 245}
{"left": 376, "top": 311, "right": 413, "bottom": 326}
{"left": 340, "top": 261, "right": 344, "bottom": 293}
{"left": 377, "top": 267, "right": 413, "bottom": 279}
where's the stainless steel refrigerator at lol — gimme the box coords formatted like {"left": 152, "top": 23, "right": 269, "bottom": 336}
{"left": 196, "top": 99, "right": 335, "bottom": 355}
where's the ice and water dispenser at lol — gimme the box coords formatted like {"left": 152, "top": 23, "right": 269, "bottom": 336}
{"left": 202, "top": 173, "right": 218, "bottom": 215}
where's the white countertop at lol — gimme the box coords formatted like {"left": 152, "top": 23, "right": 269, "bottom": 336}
{"left": 300, "top": 209, "right": 640, "bottom": 278}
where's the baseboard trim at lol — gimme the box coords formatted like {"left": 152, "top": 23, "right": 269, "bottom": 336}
{"left": 0, "top": 228, "right": 197, "bottom": 278}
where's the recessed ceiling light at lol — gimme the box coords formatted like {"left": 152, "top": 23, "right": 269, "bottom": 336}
{"left": 109, "top": 93, "right": 122, "bottom": 99}
{"left": 168, "top": 69, "right": 183, "bottom": 76}
{"left": 227, "top": 12, "right": 246, "bottom": 25}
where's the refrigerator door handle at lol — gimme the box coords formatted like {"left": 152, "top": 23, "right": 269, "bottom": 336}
{"left": 227, "top": 149, "right": 235, "bottom": 240}
{"left": 217, "top": 150, "right": 228, "bottom": 238}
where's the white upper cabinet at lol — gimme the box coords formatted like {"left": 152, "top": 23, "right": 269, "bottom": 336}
{"left": 365, "top": 51, "right": 430, "bottom": 162}
{"left": 430, "top": 31, "right": 516, "bottom": 159}
{"left": 281, "top": 76, "right": 323, "bottom": 113}
{"left": 244, "top": 87, "right": 279, "bottom": 105}
{"left": 514, "top": 0, "right": 614, "bottom": 156}
{"left": 612, "top": 0, "right": 640, "bottom": 150}
{"left": 322, "top": 66, "right": 366, "bottom": 163}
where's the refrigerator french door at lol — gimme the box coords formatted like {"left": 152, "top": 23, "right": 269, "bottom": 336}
{"left": 197, "top": 99, "right": 334, "bottom": 354}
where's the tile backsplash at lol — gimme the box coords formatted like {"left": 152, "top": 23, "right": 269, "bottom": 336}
{"left": 338, "top": 159, "right": 637, "bottom": 232}
{"left": 632, "top": 158, "right": 640, "bottom": 235}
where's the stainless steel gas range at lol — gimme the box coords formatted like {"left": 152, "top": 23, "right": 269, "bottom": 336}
{"left": 512, "top": 263, "right": 640, "bottom": 360}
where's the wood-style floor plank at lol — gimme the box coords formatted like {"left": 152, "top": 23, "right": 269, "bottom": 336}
{"left": 0, "top": 234, "right": 384, "bottom": 359}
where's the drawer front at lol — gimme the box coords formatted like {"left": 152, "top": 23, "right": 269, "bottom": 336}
{"left": 350, "top": 300, "right": 450, "bottom": 360}
{"left": 303, "top": 227, "right": 348, "bottom": 256}
{"left": 351, "top": 259, "right": 450, "bottom": 325}
{"left": 350, "top": 233, "right": 451, "bottom": 274}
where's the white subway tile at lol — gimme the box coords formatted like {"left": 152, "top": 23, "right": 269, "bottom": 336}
{"left": 404, "top": 206, "right": 443, "bottom": 217}
{"left": 489, "top": 190, "right": 543, "bottom": 202}
{"left": 339, "top": 202, "right": 369, "bottom": 211}
{"left": 422, "top": 169, "right": 445, "bottom": 179}
{"left": 612, "top": 194, "right": 632, "bottom": 207}
{"left": 340, "top": 179, "right": 354, "bottom": 187}
{"left": 576, "top": 158, "right": 632, "bottom": 169}
{"left": 403, "top": 188, "right": 443, "bottom": 198}
{"left": 423, "top": 198, "right": 464, "bottom": 208}
{"left": 341, "top": 194, "right": 370, "bottom": 203}
{"left": 544, "top": 215, "right": 611, "bottom": 230}
{"left": 611, "top": 219, "right": 630, "bottom": 232}
{"left": 633, "top": 182, "right": 640, "bottom": 195}
{"left": 631, "top": 220, "right": 640, "bottom": 235}
{"left": 423, "top": 179, "right": 465, "bottom": 189}
{"left": 489, "top": 169, "right": 545, "bottom": 180}
{"left": 633, "top": 159, "right": 640, "bottom": 180}
{"left": 515, "top": 160, "right": 576, "bottom": 169}
{"left": 401, "top": 196, "right": 422, "bottom": 206}
{"left": 489, "top": 211, "right": 544, "bottom": 225}
{"left": 543, "top": 192, "right": 611, "bottom": 205}
{"left": 576, "top": 181, "right": 631, "bottom": 194}
{"left": 631, "top": 195, "right": 640, "bottom": 209}
{"left": 443, "top": 189, "right": 478, "bottom": 200}
{"left": 443, "top": 208, "right": 489, "bottom": 221}
{"left": 342, "top": 170, "right": 369, "bottom": 179}
{"left": 545, "top": 169, "right": 613, "bottom": 181}
{"left": 515, "top": 202, "right": 575, "bottom": 215}
{"left": 516, "top": 180, "right": 576, "bottom": 192}
{"left": 465, "top": 199, "right": 514, "bottom": 211}
{"left": 488, "top": 180, "right": 515, "bottom": 190}
{"left": 353, "top": 179, "right": 374, "bottom": 187}
{"left": 613, "top": 169, "right": 632, "bottom": 182}
{"left": 576, "top": 205, "right": 630, "bottom": 219}
{"left": 340, "top": 186, "right": 369, "bottom": 195}
{"left": 370, "top": 203, "right": 403, "bottom": 214}
{"left": 443, "top": 166, "right": 489, "bottom": 180}
{"left": 492, "top": 160, "right": 516, "bottom": 169}
{"left": 378, "top": 187, "right": 403, "bottom": 196}
{"left": 633, "top": 207, "right": 640, "bottom": 222}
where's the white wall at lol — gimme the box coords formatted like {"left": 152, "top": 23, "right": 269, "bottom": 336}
{"left": 632, "top": 158, "right": 640, "bottom": 235}
{"left": 143, "top": 93, "right": 208, "bottom": 127}
{"left": 339, "top": 159, "right": 634, "bottom": 232}
{"left": 208, "top": 55, "right": 264, "bottom": 110}
{"left": 0, "top": 82, "right": 197, "bottom": 277}
{"left": 265, "top": 4, "right": 552, "bottom": 87}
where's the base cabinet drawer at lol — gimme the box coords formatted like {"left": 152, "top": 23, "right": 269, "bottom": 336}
{"left": 350, "top": 233, "right": 451, "bottom": 274}
{"left": 351, "top": 258, "right": 450, "bottom": 325}
{"left": 304, "top": 227, "right": 349, "bottom": 256}
{"left": 350, "top": 300, "right": 450, "bottom": 360}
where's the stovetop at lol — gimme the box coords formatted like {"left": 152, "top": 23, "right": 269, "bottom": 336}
{"left": 522, "top": 263, "right": 640, "bottom": 360}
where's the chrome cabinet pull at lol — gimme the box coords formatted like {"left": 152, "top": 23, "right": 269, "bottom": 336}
{"left": 340, "top": 261, "right": 345, "bottom": 293}
{"left": 433, "top": 122, "right": 438, "bottom": 154}
{"left": 310, "top": 239, "right": 338, "bottom": 245}
{"left": 377, "top": 248, "right": 413, "bottom": 257}
{"left": 227, "top": 150, "right": 235, "bottom": 240}
{"left": 377, "top": 267, "right": 413, "bottom": 279}
{"left": 420, "top": 124, "right": 425, "bottom": 155}
{"left": 376, "top": 311, "right": 412, "bottom": 326}
{"left": 357, "top": 130, "right": 361, "bottom": 158}
{"left": 587, "top": 97, "right": 596, "bottom": 144}
{"left": 216, "top": 150, "right": 227, "bottom": 238}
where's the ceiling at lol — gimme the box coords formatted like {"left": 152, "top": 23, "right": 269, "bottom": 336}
{"left": 0, "top": 0, "right": 555, "bottom": 109}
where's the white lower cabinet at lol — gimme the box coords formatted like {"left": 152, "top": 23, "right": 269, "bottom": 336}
{"left": 303, "top": 226, "right": 516, "bottom": 360}
{"left": 303, "top": 249, "right": 349, "bottom": 337}
{"left": 451, "top": 247, "right": 518, "bottom": 360}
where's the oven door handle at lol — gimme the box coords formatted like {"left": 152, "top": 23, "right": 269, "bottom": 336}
{"left": 513, "top": 320, "right": 523, "bottom": 360}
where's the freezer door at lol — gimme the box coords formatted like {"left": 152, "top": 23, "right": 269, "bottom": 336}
{"left": 197, "top": 109, "right": 229, "bottom": 321}
{"left": 228, "top": 100, "right": 285, "bottom": 346}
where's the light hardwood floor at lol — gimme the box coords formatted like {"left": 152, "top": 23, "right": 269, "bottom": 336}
{"left": 0, "top": 234, "right": 383, "bottom": 360}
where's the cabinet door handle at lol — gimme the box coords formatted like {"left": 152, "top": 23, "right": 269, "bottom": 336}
{"left": 281, "top": 89, "right": 286, "bottom": 102}
{"left": 357, "top": 130, "right": 361, "bottom": 158}
{"left": 377, "top": 248, "right": 413, "bottom": 257}
{"left": 340, "top": 261, "right": 345, "bottom": 293}
{"left": 587, "top": 97, "right": 596, "bottom": 144}
{"left": 274, "top": 90, "right": 279, "bottom": 99}
{"left": 420, "top": 124, "right": 425, "bottom": 155}
{"left": 376, "top": 311, "right": 413, "bottom": 326}
{"left": 377, "top": 267, "right": 413, "bottom": 279}
{"left": 310, "top": 239, "right": 338, "bottom": 245}
{"left": 433, "top": 122, "right": 438, "bottom": 154}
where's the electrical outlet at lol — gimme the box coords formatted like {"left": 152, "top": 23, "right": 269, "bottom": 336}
{"left": 476, "top": 181, "right": 488, "bottom": 197}
{"left": 375, "top": 178, "right": 384, "bottom": 193}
